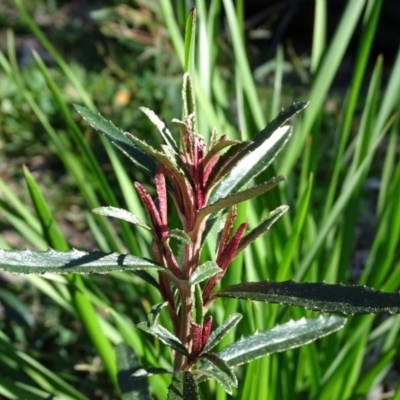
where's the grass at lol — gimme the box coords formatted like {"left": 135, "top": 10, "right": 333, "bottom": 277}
{"left": 1, "top": 0, "right": 400, "bottom": 398}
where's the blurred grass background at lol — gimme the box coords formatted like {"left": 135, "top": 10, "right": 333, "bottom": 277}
{"left": 0, "top": 0, "right": 399, "bottom": 399}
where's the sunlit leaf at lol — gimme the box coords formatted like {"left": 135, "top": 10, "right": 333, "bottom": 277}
{"left": 0, "top": 249, "right": 162, "bottom": 275}
{"left": 189, "top": 261, "right": 222, "bottom": 285}
{"left": 74, "top": 105, "right": 156, "bottom": 176}
{"left": 92, "top": 206, "right": 153, "bottom": 232}
{"left": 217, "top": 316, "right": 346, "bottom": 367}
{"left": 136, "top": 322, "right": 188, "bottom": 356}
{"left": 216, "top": 280, "right": 400, "bottom": 314}
{"left": 203, "top": 313, "right": 242, "bottom": 353}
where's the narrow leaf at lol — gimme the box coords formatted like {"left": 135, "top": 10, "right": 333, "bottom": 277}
{"left": 203, "top": 313, "right": 242, "bottom": 353}
{"left": 0, "top": 249, "right": 162, "bottom": 274}
{"left": 216, "top": 280, "right": 400, "bottom": 314}
{"left": 92, "top": 206, "right": 153, "bottom": 232}
{"left": 195, "top": 365, "right": 234, "bottom": 395}
{"left": 136, "top": 322, "right": 188, "bottom": 356}
{"left": 236, "top": 205, "right": 289, "bottom": 255}
{"left": 189, "top": 261, "right": 222, "bottom": 285}
{"left": 201, "top": 353, "right": 237, "bottom": 387}
{"left": 140, "top": 107, "right": 179, "bottom": 152}
{"left": 167, "top": 371, "right": 199, "bottom": 400}
{"left": 165, "top": 229, "right": 192, "bottom": 244}
{"left": 147, "top": 302, "right": 168, "bottom": 326}
{"left": 116, "top": 343, "right": 151, "bottom": 400}
{"left": 74, "top": 105, "right": 156, "bottom": 176}
{"left": 210, "top": 126, "right": 291, "bottom": 203}
{"left": 218, "top": 316, "right": 346, "bottom": 367}
{"left": 203, "top": 139, "right": 243, "bottom": 167}
{"left": 201, "top": 176, "right": 285, "bottom": 220}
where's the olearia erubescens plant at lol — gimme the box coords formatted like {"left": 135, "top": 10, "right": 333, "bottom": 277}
{"left": 1, "top": 72, "right": 400, "bottom": 398}
{"left": 1, "top": 11, "right": 400, "bottom": 399}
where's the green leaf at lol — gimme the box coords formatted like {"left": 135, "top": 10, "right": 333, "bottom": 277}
{"left": 236, "top": 205, "right": 289, "bottom": 255}
{"left": 0, "top": 249, "right": 162, "bottom": 275}
{"left": 74, "top": 105, "right": 156, "bottom": 176}
{"left": 116, "top": 343, "right": 151, "bottom": 400}
{"left": 217, "top": 316, "right": 346, "bottom": 367}
{"left": 200, "top": 176, "right": 285, "bottom": 220}
{"left": 183, "top": 8, "right": 196, "bottom": 74}
{"left": 165, "top": 229, "right": 192, "bottom": 244}
{"left": 201, "top": 353, "right": 237, "bottom": 388}
{"left": 189, "top": 261, "right": 222, "bottom": 285}
{"left": 167, "top": 371, "right": 199, "bottom": 400}
{"left": 194, "top": 364, "right": 234, "bottom": 395}
{"left": 203, "top": 313, "right": 242, "bottom": 353}
{"left": 139, "top": 107, "right": 179, "bottom": 153}
{"left": 191, "top": 283, "right": 204, "bottom": 325}
{"left": 210, "top": 126, "right": 291, "bottom": 203}
{"left": 136, "top": 322, "right": 188, "bottom": 356}
{"left": 209, "top": 102, "right": 308, "bottom": 203}
{"left": 92, "top": 206, "right": 153, "bottom": 232}
{"left": 216, "top": 280, "right": 400, "bottom": 314}
{"left": 147, "top": 302, "right": 168, "bottom": 326}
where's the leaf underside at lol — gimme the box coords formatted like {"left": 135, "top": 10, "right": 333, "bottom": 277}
{"left": 0, "top": 249, "right": 162, "bottom": 274}
{"left": 216, "top": 280, "right": 400, "bottom": 314}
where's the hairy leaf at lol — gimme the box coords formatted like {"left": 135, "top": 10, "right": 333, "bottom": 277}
{"left": 167, "top": 371, "right": 199, "bottom": 400}
{"left": 0, "top": 249, "right": 162, "bottom": 275}
{"left": 147, "top": 302, "right": 168, "bottom": 326}
{"left": 140, "top": 107, "right": 179, "bottom": 153}
{"left": 203, "top": 313, "right": 242, "bottom": 353}
{"left": 189, "top": 261, "right": 222, "bottom": 285}
{"left": 200, "top": 176, "right": 285, "bottom": 219}
{"left": 116, "top": 343, "right": 151, "bottom": 400}
{"left": 165, "top": 229, "right": 192, "bottom": 244}
{"left": 194, "top": 365, "right": 234, "bottom": 395}
{"left": 92, "top": 206, "right": 152, "bottom": 232}
{"left": 236, "top": 205, "right": 289, "bottom": 255}
{"left": 217, "top": 316, "right": 346, "bottom": 367}
{"left": 136, "top": 322, "right": 188, "bottom": 356}
{"left": 201, "top": 353, "right": 237, "bottom": 387}
{"left": 74, "top": 105, "right": 156, "bottom": 176}
{"left": 216, "top": 280, "right": 400, "bottom": 314}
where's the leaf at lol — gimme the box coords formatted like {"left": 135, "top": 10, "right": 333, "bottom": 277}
{"left": 189, "top": 261, "right": 222, "bottom": 285}
{"left": 207, "top": 102, "right": 307, "bottom": 204}
{"left": 115, "top": 343, "right": 151, "bottom": 400}
{"left": 236, "top": 205, "right": 289, "bottom": 255}
{"left": 217, "top": 316, "right": 346, "bottom": 367}
{"left": 203, "top": 139, "right": 244, "bottom": 168}
{"left": 192, "top": 284, "right": 204, "bottom": 325}
{"left": 136, "top": 322, "right": 188, "bottom": 356}
{"left": 147, "top": 302, "right": 168, "bottom": 326}
{"left": 201, "top": 353, "right": 237, "bottom": 387}
{"left": 165, "top": 229, "right": 192, "bottom": 244}
{"left": 167, "top": 371, "right": 199, "bottom": 400}
{"left": 200, "top": 176, "right": 285, "bottom": 220}
{"left": 92, "top": 206, "right": 153, "bottom": 232}
{"left": 210, "top": 126, "right": 291, "bottom": 203}
{"left": 74, "top": 105, "right": 156, "bottom": 176}
{"left": 140, "top": 107, "right": 179, "bottom": 153}
{"left": 194, "top": 365, "right": 234, "bottom": 395}
{"left": 130, "top": 367, "right": 172, "bottom": 380}
{"left": 203, "top": 313, "right": 242, "bottom": 353}
{"left": 215, "top": 280, "right": 400, "bottom": 314}
{"left": 0, "top": 248, "right": 162, "bottom": 275}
